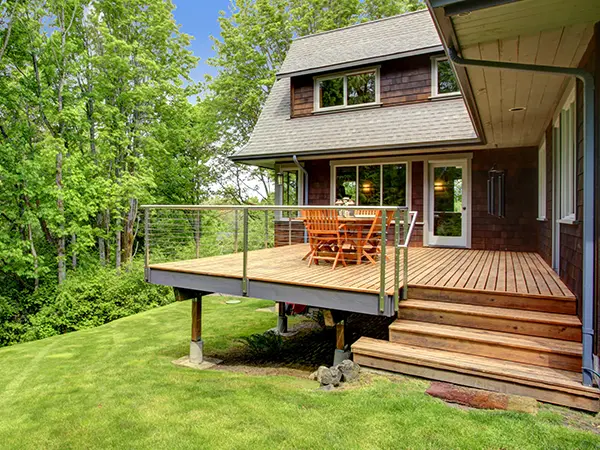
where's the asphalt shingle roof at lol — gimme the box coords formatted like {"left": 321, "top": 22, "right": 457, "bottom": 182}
{"left": 232, "top": 78, "right": 478, "bottom": 161}
{"left": 277, "top": 10, "right": 442, "bottom": 77}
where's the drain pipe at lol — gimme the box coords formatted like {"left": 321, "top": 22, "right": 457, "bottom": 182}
{"left": 448, "top": 47, "right": 596, "bottom": 386}
{"left": 293, "top": 155, "right": 309, "bottom": 243}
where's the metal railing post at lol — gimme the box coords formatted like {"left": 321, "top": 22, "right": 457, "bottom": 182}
{"left": 394, "top": 207, "right": 401, "bottom": 311}
{"left": 195, "top": 210, "right": 201, "bottom": 258}
{"left": 288, "top": 215, "right": 292, "bottom": 246}
{"left": 264, "top": 210, "right": 269, "bottom": 249}
{"left": 242, "top": 208, "right": 249, "bottom": 296}
{"left": 379, "top": 207, "right": 387, "bottom": 314}
{"left": 403, "top": 209, "right": 409, "bottom": 300}
{"left": 234, "top": 209, "right": 239, "bottom": 253}
{"left": 144, "top": 207, "right": 150, "bottom": 278}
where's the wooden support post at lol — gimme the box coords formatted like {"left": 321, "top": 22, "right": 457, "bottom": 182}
{"left": 276, "top": 302, "right": 288, "bottom": 334}
{"left": 190, "top": 295, "right": 203, "bottom": 364}
{"left": 335, "top": 321, "right": 345, "bottom": 350}
{"left": 333, "top": 318, "right": 351, "bottom": 365}
{"left": 191, "top": 298, "right": 202, "bottom": 342}
{"left": 174, "top": 288, "right": 204, "bottom": 364}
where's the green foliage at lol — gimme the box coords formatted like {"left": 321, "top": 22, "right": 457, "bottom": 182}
{"left": 0, "top": 265, "right": 172, "bottom": 346}
{"left": 238, "top": 330, "right": 284, "bottom": 359}
{"left": 361, "top": 0, "right": 425, "bottom": 20}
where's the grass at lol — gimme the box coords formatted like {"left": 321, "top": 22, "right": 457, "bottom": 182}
{"left": 0, "top": 296, "right": 599, "bottom": 449}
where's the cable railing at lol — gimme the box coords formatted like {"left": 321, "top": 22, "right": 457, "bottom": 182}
{"left": 142, "top": 205, "right": 418, "bottom": 314}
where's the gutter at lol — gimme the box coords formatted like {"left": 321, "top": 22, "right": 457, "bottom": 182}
{"left": 448, "top": 47, "right": 597, "bottom": 387}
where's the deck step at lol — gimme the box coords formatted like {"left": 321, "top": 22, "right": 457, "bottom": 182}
{"left": 389, "top": 320, "right": 582, "bottom": 372}
{"left": 409, "top": 286, "right": 576, "bottom": 315}
{"left": 398, "top": 299, "right": 582, "bottom": 341}
{"left": 352, "top": 337, "right": 599, "bottom": 412}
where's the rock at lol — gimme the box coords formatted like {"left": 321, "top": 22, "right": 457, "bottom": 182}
{"left": 336, "top": 359, "right": 361, "bottom": 383}
{"left": 318, "top": 384, "right": 335, "bottom": 391}
{"left": 308, "top": 370, "right": 318, "bottom": 381}
{"left": 507, "top": 395, "right": 538, "bottom": 415}
{"left": 426, "top": 382, "right": 509, "bottom": 410}
{"left": 316, "top": 365, "right": 342, "bottom": 386}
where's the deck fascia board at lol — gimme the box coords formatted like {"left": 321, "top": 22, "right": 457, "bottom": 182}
{"left": 147, "top": 268, "right": 393, "bottom": 316}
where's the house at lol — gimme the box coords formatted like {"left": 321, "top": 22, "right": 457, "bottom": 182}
{"left": 144, "top": 3, "right": 600, "bottom": 411}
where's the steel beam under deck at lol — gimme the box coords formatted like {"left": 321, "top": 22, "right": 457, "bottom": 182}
{"left": 147, "top": 268, "right": 397, "bottom": 317}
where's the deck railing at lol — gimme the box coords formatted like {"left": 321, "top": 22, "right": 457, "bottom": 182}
{"left": 142, "top": 205, "right": 417, "bottom": 314}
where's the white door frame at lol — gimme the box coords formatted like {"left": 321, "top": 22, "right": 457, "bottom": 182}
{"left": 424, "top": 158, "right": 471, "bottom": 248}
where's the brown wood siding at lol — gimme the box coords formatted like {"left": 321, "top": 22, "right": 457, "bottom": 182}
{"left": 410, "top": 161, "right": 424, "bottom": 247}
{"left": 380, "top": 54, "right": 431, "bottom": 106}
{"left": 471, "top": 148, "right": 538, "bottom": 252}
{"left": 290, "top": 55, "right": 434, "bottom": 118}
{"left": 306, "top": 160, "right": 330, "bottom": 205}
{"left": 292, "top": 75, "right": 314, "bottom": 118}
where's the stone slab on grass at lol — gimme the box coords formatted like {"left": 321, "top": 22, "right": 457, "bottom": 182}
{"left": 426, "top": 381, "right": 538, "bottom": 414}
{"left": 172, "top": 356, "right": 223, "bottom": 371}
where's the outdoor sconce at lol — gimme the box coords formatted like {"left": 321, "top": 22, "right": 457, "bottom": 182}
{"left": 276, "top": 172, "right": 284, "bottom": 185}
{"left": 487, "top": 166, "right": 505, "bottom": 218}
{"left": 434, "top": 180, "right": 445, "bottom": 192}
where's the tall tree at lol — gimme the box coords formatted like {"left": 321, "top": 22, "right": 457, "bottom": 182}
{"left": 361, "top": 0, "right": 425, "bottom": 20}
{"left": 206, "top": 0, "right": 423, "bottom": 204}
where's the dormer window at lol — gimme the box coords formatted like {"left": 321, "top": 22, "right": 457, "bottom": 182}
{"left": 431, "top": 56, "right": 460, "bottom": 97}
{"left": 314, "top": 68, "right": 380, "bottom": 112}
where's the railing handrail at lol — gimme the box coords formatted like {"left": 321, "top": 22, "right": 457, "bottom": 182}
{"left": 141, "top": 204, "right": 409, "bottom": 211}
{"left": 399, "top": 211, "right": 418, "bottom": 249}
{"left": 145, "top": 205, "right": 418, "bottom": 316}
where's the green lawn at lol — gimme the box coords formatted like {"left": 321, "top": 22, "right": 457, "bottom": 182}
{"left": 0, "top": 296, "right": 599, "bottom": 449}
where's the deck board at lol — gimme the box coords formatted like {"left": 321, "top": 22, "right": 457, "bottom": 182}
{"left": 148, "top": 244, "right": 576, "bottom": 299}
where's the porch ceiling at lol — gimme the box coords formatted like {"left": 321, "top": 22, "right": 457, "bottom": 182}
{"left": 429, "top": 0, "right": 600, "bottom": 147}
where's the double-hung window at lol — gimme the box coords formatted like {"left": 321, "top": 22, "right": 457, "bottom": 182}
{"left": 431, "top": 56, "right": 460, "bottom": 97}
{"left": 554, "top": 89, "right": 576, "bottom": 222}
{"left": 334, "top": 163, "right": 408, "bottom": 207}
{"left": 314, "top": 68, "right": 379, "bottom": 112}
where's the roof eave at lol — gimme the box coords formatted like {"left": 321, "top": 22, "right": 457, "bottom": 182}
{"left": 424, "top": 2, "right": 487, "bottom": 145}
{"left": 276, "top": 45, "right": 444, "bottom": 79}
{"left": 229, "top": 137, "right": 481, "bottom": 164}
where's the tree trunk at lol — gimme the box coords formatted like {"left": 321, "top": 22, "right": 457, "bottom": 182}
{"left": 56, "top": 151, "right": 66, "bottom": 284}
{"left": 115, "top": 225, "right": 122, "bottom": 271}
{"left": 97, "top": 212, "right": 106, "bottom": 266}
{"left": 71, "top": 233, "right": 77, "bottom": 269}
{"left": 123, "top": 198, "right": 138, "bottom": 266}
{"left": 27, "top": 223, "right": 39, "bottom": 291}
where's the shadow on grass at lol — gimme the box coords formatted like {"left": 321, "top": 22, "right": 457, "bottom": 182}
{"left": 207, "top": 312, "right": 395, "bottom": 371}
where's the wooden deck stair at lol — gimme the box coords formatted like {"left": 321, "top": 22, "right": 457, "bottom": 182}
{"left": 352, "top": 286, "right": 600, "bottom": 411}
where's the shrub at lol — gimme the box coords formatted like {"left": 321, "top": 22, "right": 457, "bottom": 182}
{"left": 238, "top": 330, "right": 284, "bottom": 360}
{"left": 0, "top": 263, "right": 173, "bottom": 346}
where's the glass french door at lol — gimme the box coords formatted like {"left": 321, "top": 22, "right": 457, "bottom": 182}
{"left": 427, "top": 160, "right": 468, "bottom": 247}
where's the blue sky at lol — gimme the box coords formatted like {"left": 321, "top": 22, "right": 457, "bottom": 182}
{"left": 172, "top": 0, "right": 232, "bottom": 83}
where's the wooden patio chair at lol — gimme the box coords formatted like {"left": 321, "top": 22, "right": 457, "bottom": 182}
{"left": 354, "top": 209, "right": 377, "bottom": 217}
{"left": 301, "top": 209, "right": 348, "bottom": 269}
{"left": 355, "top": 210, "right": 394, "bottom": 265}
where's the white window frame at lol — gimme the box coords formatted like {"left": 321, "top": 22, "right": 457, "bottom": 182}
{"left": 431, "top": 56, "right": 460, "bottom": 98}
{"left": 275, "top": 163, "right": 304, "bottom": 219}
{"left": 330, "top": 159, "right": 411, "bottom": 208}
{"left": 313, "top": 67, "right": 380, "bottom": 112}
{"left": 554, "top": 86, "right": 576, "bottom": 223}
{"left": 537, "top": 138, "right": 547, "bottom": 220}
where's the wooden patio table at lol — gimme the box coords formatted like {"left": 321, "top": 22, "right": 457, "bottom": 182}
{"left": 337, "top": 215, "right": 378, "bottom": 265}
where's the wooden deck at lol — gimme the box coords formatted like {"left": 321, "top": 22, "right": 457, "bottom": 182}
{"left": 148, "top": 244, "right": 574, "bottom": 299}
